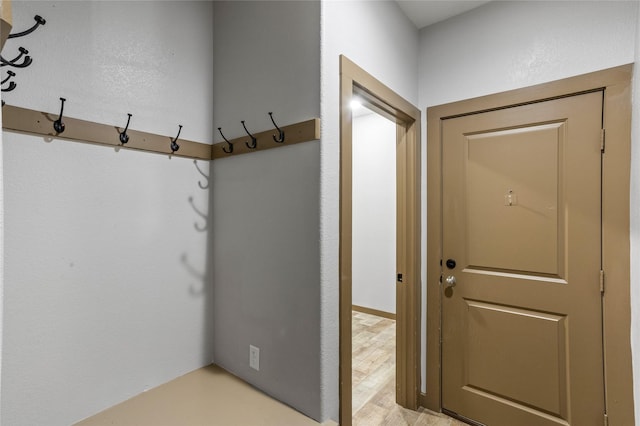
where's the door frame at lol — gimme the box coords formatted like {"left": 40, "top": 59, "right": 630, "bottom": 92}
{"left": 426, "top": 64, "right": 635, "bottom": 424}
{"left": 339, "top": 55, "right": 421, "bottom": 426}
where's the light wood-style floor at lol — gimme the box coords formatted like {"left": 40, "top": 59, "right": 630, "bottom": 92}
{"left": 352, "top": 310, "right": 466, "bottom": 426}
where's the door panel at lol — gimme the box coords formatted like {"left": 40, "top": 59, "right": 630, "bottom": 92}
{"left": 441, "top": 92, "right": 603, "bottom": 426}
{"left": 466, "top": 123, "right": 563, "bottom": 275}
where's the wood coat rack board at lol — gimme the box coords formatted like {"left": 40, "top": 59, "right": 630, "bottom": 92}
{"left": 1, "top": 104, "right": 320, "bottom": 161}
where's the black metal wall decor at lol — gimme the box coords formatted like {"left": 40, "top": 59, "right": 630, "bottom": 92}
{"left": 218, "top": 127, "right": 233, "bottom": 154}
{"left": 217, "top": 112, "right": 286, "bottom": 155}
{"left": 0, "top": 15, "right": 46, "bottom": 105}
{"left": 53, "top": 97, "right": 66, "bottom": 134}
{"left": 119, "top": 113, "right": 132, "bottom": 144}
{"left": 170, "top": 125, "right": 182, "bottom": 153}
{"left": 241, "top": 120, "right": 257, "bottom": 149}
{"left": 269, "top": 112, "right": 285, "bottom": 143}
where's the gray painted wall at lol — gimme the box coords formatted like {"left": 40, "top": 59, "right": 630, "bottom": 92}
{"left": 211, "top": 1, "right": 322, "bottom": 421}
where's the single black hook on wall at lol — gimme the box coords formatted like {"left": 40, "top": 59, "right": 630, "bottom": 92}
{"left": 241, "top": 120, "right": 257, "bottom": 149}
{"left": 269, "top": 112, "right": 285, "bottom": 143}
{"left": 218, "top": 127, "right": 233, "bottom": 154}
{"left": 53, "top": 97, "right": 66, "bottom": 134}
{"left": 170, "top": 125, "right": 182, "bottom": 153}
{"left": 1, "top": 70, "right": 16, "bottom": 92}
{"left": 119, "top": 113, "right": 132, "bottom": 144}
{"left": 9, "top": 15, "right": 46, "bottom": 39}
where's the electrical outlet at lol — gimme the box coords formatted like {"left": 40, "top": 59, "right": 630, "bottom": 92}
{"left": 249, "top": 345, "right": 260, "bottom": 371}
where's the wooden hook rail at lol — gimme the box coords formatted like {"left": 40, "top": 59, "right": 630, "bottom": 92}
{"left": 211, "top": 118, "right": 320, "bottom": 159}
{"left": 0, "top": 104, "right": 320, "bottom": 161}
{"left": 2, "top": 104, "right": 211, "bottom": 159}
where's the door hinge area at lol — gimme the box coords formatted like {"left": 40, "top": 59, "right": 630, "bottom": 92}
{"left": 604, "top": 412, "right": 609, "bottom": 426}
{"left": 601, "top": 129, "right": 606, "bottom": 153}
{"left": 600, "top": 270, "right": 605, "bottom": 294}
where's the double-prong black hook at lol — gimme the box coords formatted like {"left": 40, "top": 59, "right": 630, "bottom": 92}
{"left": 269, "top": 112, "right": 285, "bottom": 143}
{"left": 8, "top": 15, "right": 46, "bottom": 39}
{"left": 241, "top": 120, "right": 257, "bottom": 149}
{"left": 170, "top": 125, "right": 182, "bottom": 153}
{"left": 0, "top": 47, "right": 32, "bottom": 68}
{"left": 53, "top": 97, "right": 66, "bottom": 134}
{"left": 1, "top": 71, "right": 16, "bottom": 92}
{"left": 218, "top": 127, "right": 233, "bottom": 154}
{"left": 119, "top": 113, "right": 132, "bottom": 144}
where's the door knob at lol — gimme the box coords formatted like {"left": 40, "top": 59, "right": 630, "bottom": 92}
{"left": 445, "top": 275, "right": 456, "bottom": 288}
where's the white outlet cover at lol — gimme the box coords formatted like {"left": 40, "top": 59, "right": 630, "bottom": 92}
{"left": 249, "top": 345, "right": 260, "bottom": 371}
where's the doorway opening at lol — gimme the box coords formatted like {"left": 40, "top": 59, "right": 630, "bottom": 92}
{"left": 351, "top": 103, "right": 397, "bottom": 421}
{"left": 339, "top": 55, "right": 421, "bottom": 426}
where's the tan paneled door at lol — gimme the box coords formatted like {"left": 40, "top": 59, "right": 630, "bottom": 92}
{"left": 441, "top": 91, "right": 604, "bottom": 426}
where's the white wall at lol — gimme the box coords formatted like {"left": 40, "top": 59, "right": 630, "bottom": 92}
{"left": 352, "top": 110, "right": 396, "bottom": 315}
{"left": 211, "top": 1, "right": 322, "bottom": 421}
{"left": 419, "top": 1, "right": 637, "bottom": 106}
{"left": 0, "top": 2, "right": 214, "bottom": 425}
{"left": 419, "top": 0, "right": 638, "bottom": 400}
{"left": 321, "top": 0, "right": 419, "bottom": 419}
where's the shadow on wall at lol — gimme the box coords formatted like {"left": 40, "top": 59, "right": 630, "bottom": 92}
{"left": 188, "top": 159, "right": 214, "bottom": 363}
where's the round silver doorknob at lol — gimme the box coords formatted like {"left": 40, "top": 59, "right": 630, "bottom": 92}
{"left": 445, "top": 275, "right": 456, "bottom": 288}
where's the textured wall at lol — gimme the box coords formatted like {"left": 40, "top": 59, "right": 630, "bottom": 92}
{"left": 321, "top": 1, "right": 419, "bottom": 419}
{"left": 419, "top": 0, "right": 638, "bottom": 397}
{"left": 211, "top": 1, "right": 322, "bottom": 421}
{"left": 352, "top": 111, "right": 396, "bottom": 315}
{"left": 1, "top": 2, "right": 214, "bottom": 425}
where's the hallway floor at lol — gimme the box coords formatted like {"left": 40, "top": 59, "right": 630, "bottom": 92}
{"left": 352, "top": 310, "right": 466, "bottom": 426}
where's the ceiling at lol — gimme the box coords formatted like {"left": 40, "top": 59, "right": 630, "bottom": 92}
{"left": 395, "top": 0, "right": 491, "bottom": 29}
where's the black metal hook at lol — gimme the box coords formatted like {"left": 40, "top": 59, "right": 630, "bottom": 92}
{"left": 1, "top": 71, "right": 16, "bottom": 92}
{"left": 119, "top": 113, "right": 132, "bottom": 144}
{"left": 1, "top": 47, "right": 28, "bottom": 66}
{"left": 1, "top": 82, "right": 16, "bottom": 92}
{"left": 170, "top": 125, "right": 182, "bottom": 153}
{"left": 0, "top": 49, "right": 32, "bottom": 68}
{"left": 1, "top": 71, "right": 16, "bottom": 85}
{"left": 218, "top": 127, "right": 233, "bottom": 154}
{"left": 269, "top": 112, "right": 285, "bottom": 143}
{"left": 9, "top": 15, "right": 46, "bottom": 39}
{"left": 53, "top": 97, "right": 66, "bottom": 134}
{"left": 241, "top": 120, "right": 257, "bottom": 149}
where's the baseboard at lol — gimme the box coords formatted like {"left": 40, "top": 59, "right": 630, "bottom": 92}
{"left": 352, "top": 305, "right": 396, "bottom": 320}
{"left": 419, "top": 392, "right": 428, "bottom": 409}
